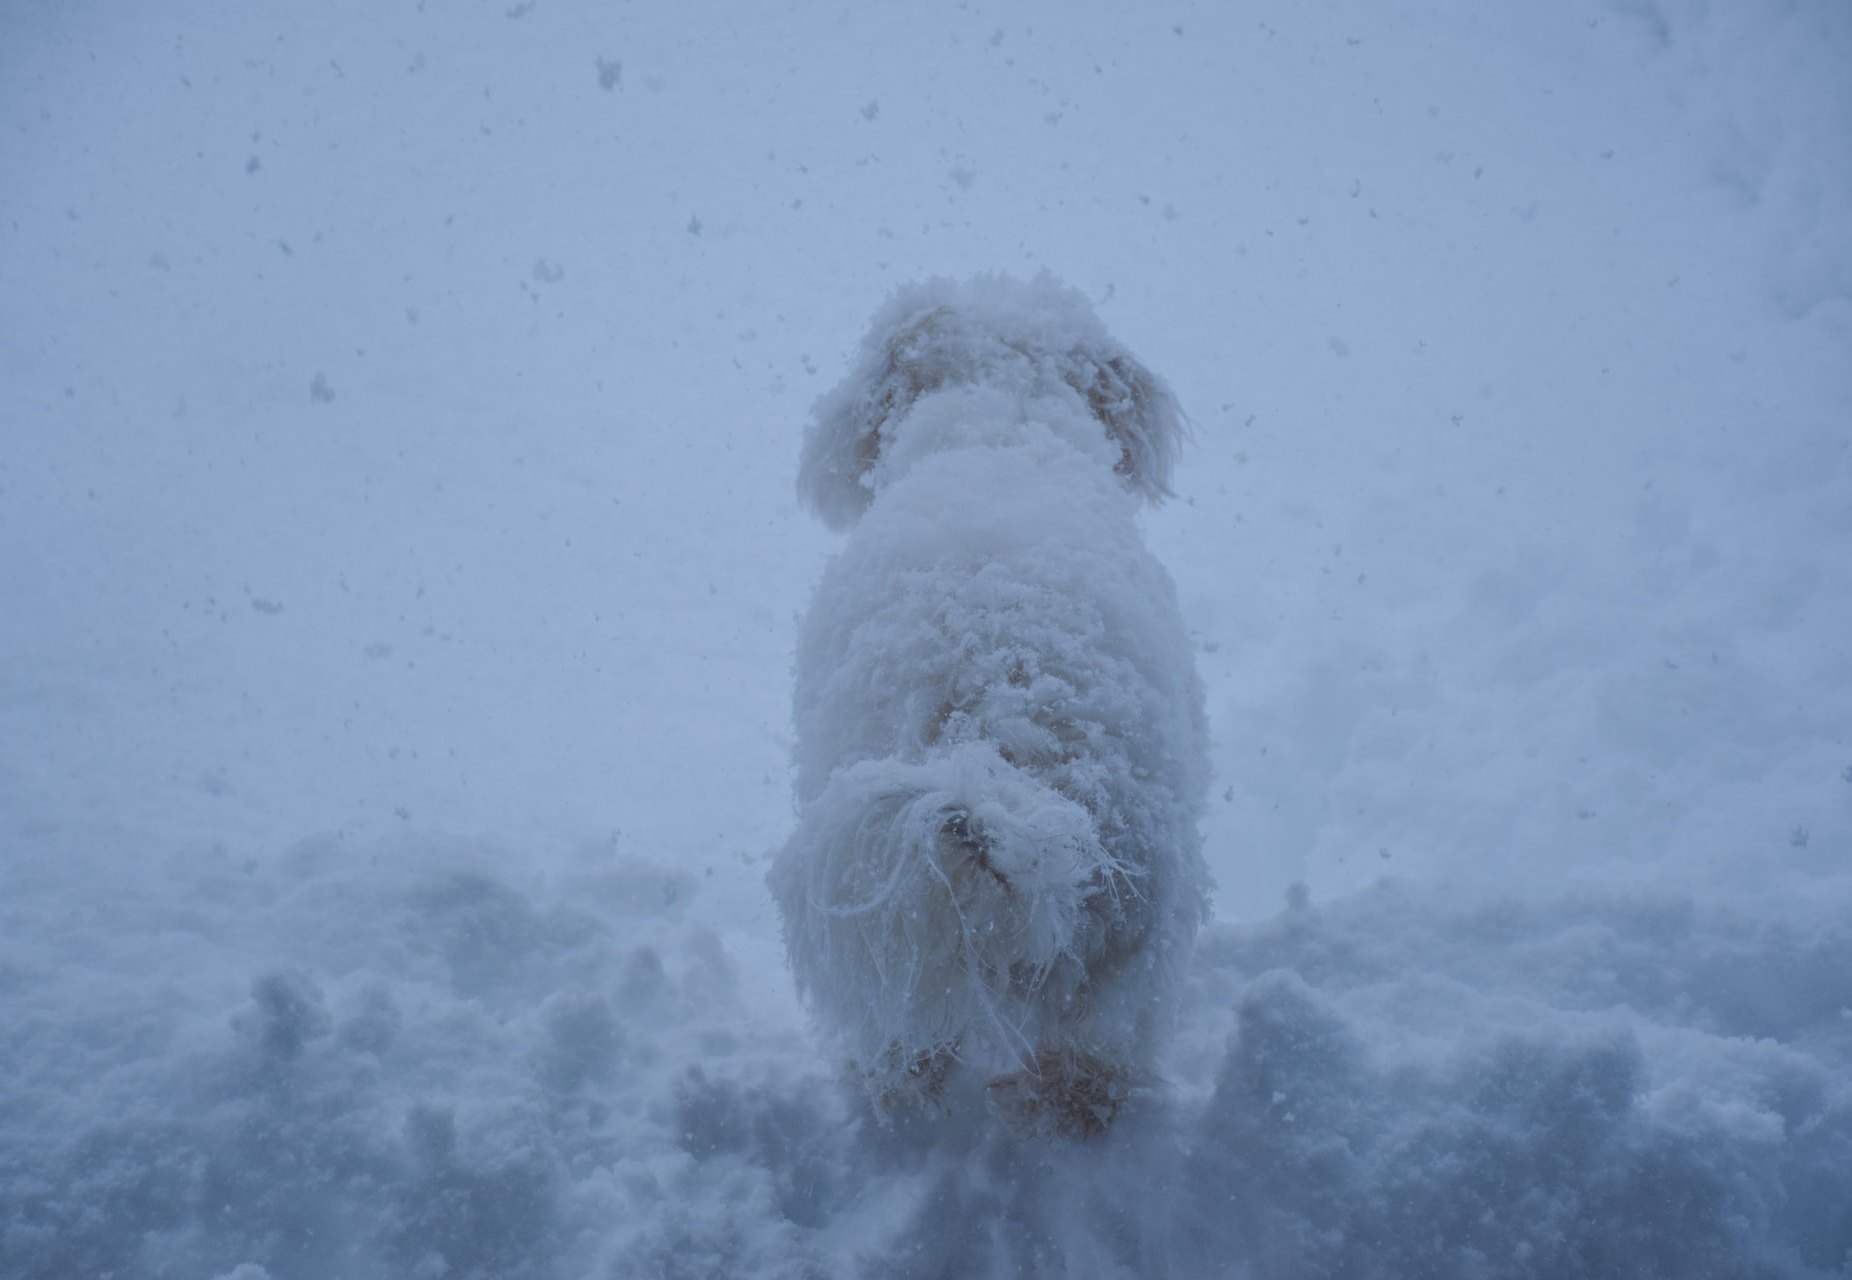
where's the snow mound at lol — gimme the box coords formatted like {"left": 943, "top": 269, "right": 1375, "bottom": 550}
{"left": 5, "top": 839, "right": 1846, "bottom": 1278}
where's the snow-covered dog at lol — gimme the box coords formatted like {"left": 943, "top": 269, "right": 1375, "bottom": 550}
{"left": 770, "top": 275, "right": 1210, "bottom": 1136}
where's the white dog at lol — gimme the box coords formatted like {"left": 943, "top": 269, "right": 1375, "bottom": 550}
{"left": 769, "top": 274, "right": 1209, "bottom": 1136}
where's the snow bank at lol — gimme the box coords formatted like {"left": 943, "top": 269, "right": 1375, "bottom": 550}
{"left": 5, "top": 834, "right": 1848, "bottom": 1278}
{"left": 0, "top": 833, "right": 819, "bottom": 1279}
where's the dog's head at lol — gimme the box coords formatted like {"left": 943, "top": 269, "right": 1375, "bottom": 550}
{"left": 798, "top": 274, "right": 1185, "bottom": 529}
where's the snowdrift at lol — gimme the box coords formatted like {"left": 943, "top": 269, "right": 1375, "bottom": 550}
{"left": 4, "top": 834, "right": 1847, "bottom": 1278}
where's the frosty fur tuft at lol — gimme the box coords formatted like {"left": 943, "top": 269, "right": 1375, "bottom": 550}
{"left": 797, "top": 273, "right": 1186, "bottom": 530}
{"left": 773, "top": 274, "right": 1210, "bottom": 1122}
{"left": 770, "top": 743, "right": 1130, "bottom": 1069}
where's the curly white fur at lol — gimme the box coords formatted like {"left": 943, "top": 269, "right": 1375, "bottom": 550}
{"left": 770, "top": 274, "right": 1210, "bottom": 1129}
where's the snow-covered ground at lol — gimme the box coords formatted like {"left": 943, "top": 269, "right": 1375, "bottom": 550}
{"left": 2, "top": 1, "right": 1848, "bottom": 1276}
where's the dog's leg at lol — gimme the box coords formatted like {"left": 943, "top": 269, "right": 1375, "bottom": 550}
{"left": 985, "top": 1046, "right": 1134, "bottom": 1138}
{"left": 864, "top": 1040, "right": 960, "bottom": 1119}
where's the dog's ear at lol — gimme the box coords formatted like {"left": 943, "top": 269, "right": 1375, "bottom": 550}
{"left": 1065, "top": 345, "right": 1186, "bottom": 505}
{"left": 798, "top": 306, "right": 954, "bottom": 530}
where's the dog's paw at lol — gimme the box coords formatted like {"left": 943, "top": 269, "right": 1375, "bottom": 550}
{"left": 860, "top": 1041, "right": 961, "bottom": 1121}
{"left": 985, "top": 1046, "right": 1135, "bottom": 1138}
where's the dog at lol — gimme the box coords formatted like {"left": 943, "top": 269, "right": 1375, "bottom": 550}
{"left": 768, "top": 274, "right": 1209, "bottom": 1137}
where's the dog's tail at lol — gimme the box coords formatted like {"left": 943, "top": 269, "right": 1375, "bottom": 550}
{"left": 769, "top": 742, "right": 1130, "bottom": 1066}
